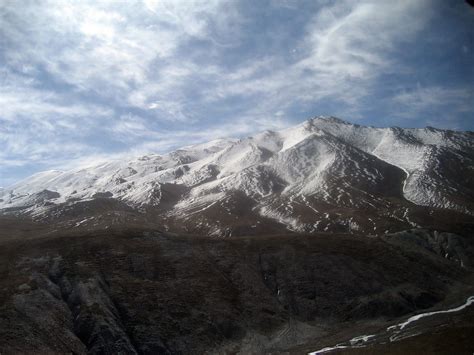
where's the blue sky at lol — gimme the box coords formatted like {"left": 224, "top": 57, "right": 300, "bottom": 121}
{"left": 1, "top": 0, "right": 473, "bottom": 186}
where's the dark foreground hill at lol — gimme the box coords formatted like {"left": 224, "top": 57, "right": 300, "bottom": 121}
{"left": 1, "top": 217, "right": 473, "bottom": 354}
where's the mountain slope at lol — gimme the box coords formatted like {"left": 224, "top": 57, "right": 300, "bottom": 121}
{"left": 1, "top": 117, "right": 473, "bottom": 236}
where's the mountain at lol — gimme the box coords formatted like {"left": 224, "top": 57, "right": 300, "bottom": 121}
{"left": 1, "top": 116, "right": 474, "bottom": 354}
{"left": 1, "top": 116, "right": 473, "bottom": 236}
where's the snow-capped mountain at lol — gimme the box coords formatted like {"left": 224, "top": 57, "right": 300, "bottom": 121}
{"left": 1, "top": 117, "right": 473, "bottom": 236}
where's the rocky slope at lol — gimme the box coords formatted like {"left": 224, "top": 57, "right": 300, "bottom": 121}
{"left": 1, "top": 117, "right": 473, "bottom": 237}
{"left": 1, "top": 217, "right": 473, "bottom": 354}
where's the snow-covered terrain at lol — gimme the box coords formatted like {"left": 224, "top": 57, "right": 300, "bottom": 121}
{"left": 308, "top": 295, "right": 474, "bottom": 354}
{"left": 1, "top": 117, "right": 472, "bottom": 235}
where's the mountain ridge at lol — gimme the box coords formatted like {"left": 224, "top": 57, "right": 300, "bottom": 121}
{"left": 1, "top": 116, "right": 473, "bottom": 236}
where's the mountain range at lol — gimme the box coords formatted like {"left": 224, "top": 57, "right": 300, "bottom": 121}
{"left": 2, "top": 116, "right": 473, "bottom": 236}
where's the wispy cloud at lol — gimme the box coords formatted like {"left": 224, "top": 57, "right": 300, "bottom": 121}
{"left": 197, "top": 0, "right": 436, "bottom": 118}
{"left": 389, "top": 85, "right": 473, "bottom": 128}
{"left": 392, "top": 86, "right": 472, "bottom": 113}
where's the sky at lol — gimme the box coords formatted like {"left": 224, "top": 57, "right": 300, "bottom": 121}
{"left": 0, "top": 0, "right": 473, "bottom": 187}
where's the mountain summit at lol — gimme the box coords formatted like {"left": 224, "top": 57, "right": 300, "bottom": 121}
{"left": 1, "top": 116, "right": 473, "bottom": 236}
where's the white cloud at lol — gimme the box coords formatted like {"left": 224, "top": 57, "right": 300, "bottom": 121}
{"left": 390, "top": 85, "right": 473, "bottom": 124}
{"left": 393, "top": 86, "right": 470, "bottom": 108}
{"left": 200, "top": 0, "right": 434, "bottom": 115}
{"left": 1, "top": 0, "right": 231, "bottom": 109}
{"left": 0, "top": 70, "right": 115, "bottom": 174}
{"left": 143, "top": 0, "right": 225, "bottom": 38}
{"left": 300, "top": 1, "right": 429, "bottom": 77}
{"left": 0, "top": 87, "right": 111, "bottom": 124}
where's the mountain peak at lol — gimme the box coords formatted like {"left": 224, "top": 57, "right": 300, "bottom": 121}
{"left": 310, "top": 116, "right": 351, "bottom": 124}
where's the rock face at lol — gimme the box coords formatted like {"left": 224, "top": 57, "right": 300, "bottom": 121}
{"left": 1, "top": 222, "right": 473, "bottom": 354}
{"left": 382, "top": 229, "right": 474, "bottom": 269}
{"left": 1, "top": 117, "right": 473, "bottom": 237}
